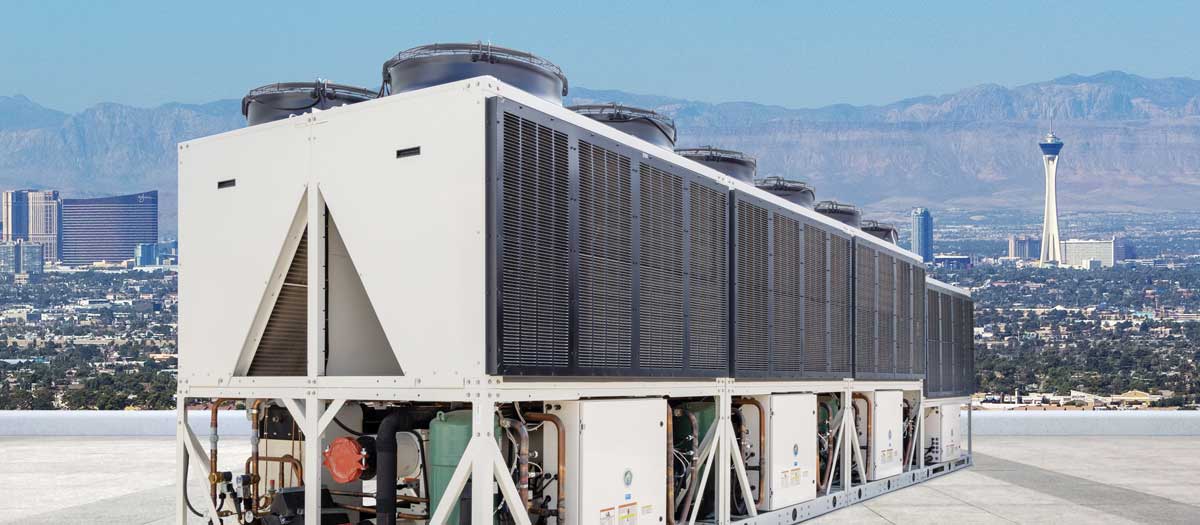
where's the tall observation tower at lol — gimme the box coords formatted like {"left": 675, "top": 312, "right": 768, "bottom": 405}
{"left": 1038, "top": 129, "right": 1064, "bottom": 263}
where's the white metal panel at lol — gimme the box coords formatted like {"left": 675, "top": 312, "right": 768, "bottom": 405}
{"left": 871, "top": 390, "right": 904, "bottom": 479}
{"left": 923, "top": 403, "right": 962, "bottom": 463}
{"left": 178, "top": 122, "right": 310, "bottom": 384}
{"left": 324, "top": 214, "right": 403, "bottom": 376}
{"left": 553, "top": 399, "right": 666, "bottom": 525}
{"left": 765, "top": 394, "right": 817, "bottom": 509}
{"left": 310, "top": 84, "right": 490, "bottom": 385}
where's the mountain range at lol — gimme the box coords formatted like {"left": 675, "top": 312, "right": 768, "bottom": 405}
{"left": 3, "top": 71, "right": 1200, "bottom": 236}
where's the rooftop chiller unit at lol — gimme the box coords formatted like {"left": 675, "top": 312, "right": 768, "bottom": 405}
{"left": 176, "top": 41, "right": 975, "bottom": 525}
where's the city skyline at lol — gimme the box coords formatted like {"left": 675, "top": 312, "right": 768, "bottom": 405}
{"left": 0, "top": 188, "right": 163, "bottom": 270}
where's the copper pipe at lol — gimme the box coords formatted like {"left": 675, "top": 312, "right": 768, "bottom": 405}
{"left": 209, "top": 398, "right": 236, "bottom": 504}
{"left": 666, "top": 406, "right": 675, "bottom": 525}
{"left": 733, "top": 398, "right": 767, "bottom": 509}
{"left": 852, "top": 393, "right": 873, "bottom": 479}
{"left": 677, "top": 409, "right": 701, "bottom": 524}
{"left": 524, "top": 412, "right": 565, "bottom": 520}
{"left": 249, "top": 399, "right": 265, "bottom": 515}
{"left": 501, "top": 418, "right": 531, "bottom": 509}
{"left": 246, "top": 455, "right": 304, "bottom": 486}
{"left": 335, "top": 503, "right": 427, "bottom": 520}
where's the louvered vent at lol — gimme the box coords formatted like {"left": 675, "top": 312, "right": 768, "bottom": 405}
{"left": 960, "top": 299, "right": 969, "bottom": 393}
{"left": 638, "top": 163, "right": 685, "bottom": 371}
{"left": 829, "top": 236, "right": 853, "bottom": 374}
{"left": 497, "top": 112, "right": 571, "bottom": 371}
{"left": 734, "top": 199, "right": 769, "bottom": 375}
{"left": 688, "top": 182, "right": 729, "bottom": 371}
{"left": 773, "top": 213, "right": 802, "bottom": 375}
{"left": 249, "top": 229, "right": 308, "bottom": 376}
{"left": 896, "top": 262, "right": 912, "bottom": 375}
{"left": 803, "top": 225, "right": 829, "bottom": 374}
{"left": 577, "top": 141, "right": 633, "bottom": 369}
{"left": 878, "top": 254, "right": 895, "bottom": 375}
{"left": 854, "top": 244, "right": 876, "bottom": 376}
{"left": 913, "top": 267, "right": 926, "bottom": 375}
{"left": 949, "top": 296, "right": 961, "bottom": 393}
{"left": 925, "top": 289, "right": 941, "bottom": 394}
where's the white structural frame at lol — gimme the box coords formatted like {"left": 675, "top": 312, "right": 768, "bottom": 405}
{"left": 175, "top": 381, "right": 972, "bottom": 524}
{"left": 176, "top": 77, "right": 973, "bottom": 524}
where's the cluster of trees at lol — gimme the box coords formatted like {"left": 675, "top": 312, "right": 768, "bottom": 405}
{"left": 939, "top": 264, "right": 1200, "bottom": 398}
{"left": 0, "top": 345, "right": 177, "bottom": 410}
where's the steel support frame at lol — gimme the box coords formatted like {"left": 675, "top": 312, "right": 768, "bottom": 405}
{"left": 176, "top": 380, "right": 967, "bottom": 525}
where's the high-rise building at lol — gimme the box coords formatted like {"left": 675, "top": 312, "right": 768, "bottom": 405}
{"left": 135, "top": 242, "right": 158, "bottom": 266}
{"left": 60, "top": 190, "right": 158, "bottom": 266}
{"left": 0, "top": 243, "right": 16, "bottom": 274}
{"left": 19, "top": 243, "right": 43, "bottom": 274}
{"left": 0, "top": 241, "right": 44, "bottom": 274}
{"left": 1039, "top": 131, "right": 1064, "bottom": 263}
{"left": 1060, "top": 238, "right": 1126, "bottom": 268}
{"left": 1, "top": 189, "right": 60, "bottom": 262}
{"left": 911, "top": 207, "right": 933, "bottom": 263}
{"left": 1007, "top": 235, "right": 1042, "bottom": 259}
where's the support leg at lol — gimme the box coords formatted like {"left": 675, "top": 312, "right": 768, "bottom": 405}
{"left": 967, "top": 400, "right": 973, "bottom": 463}
{"left": 471, "top": 402, "right": 496, "bottom": 524}
{"left": 726, "top": 420, "right": 757, "bottom": 517}
{"left": 718, "top": 389, "right": 732, "bottom": 524}
{"left": 304, "top": 397, "right": 323, "bottom": 525}
{"left": 176, "top": 397, "right": 188, "bottom": 525}
{"left": 841, "top": 389, "right": 852, "bottom": 492}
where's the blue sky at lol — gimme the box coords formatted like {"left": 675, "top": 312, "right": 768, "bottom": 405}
{"left": 3, "top": 0, "right": 1199, "bottom": 113}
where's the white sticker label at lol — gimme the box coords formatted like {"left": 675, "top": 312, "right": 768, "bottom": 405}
{"left": 599, "top": 508, "right": 615, "bottom": 525}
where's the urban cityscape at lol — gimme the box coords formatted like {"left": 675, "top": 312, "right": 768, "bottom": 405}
{"left": 1, "top": 126, "right": 1197, "bottom": 411}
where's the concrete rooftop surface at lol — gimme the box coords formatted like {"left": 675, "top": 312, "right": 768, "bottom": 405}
{"left": 1, "top": 435, "right": 1198, "bottom": 524}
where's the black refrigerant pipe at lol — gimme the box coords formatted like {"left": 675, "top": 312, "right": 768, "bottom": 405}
{"left": 375, "top": 410, "right": 405, "bottom": 525}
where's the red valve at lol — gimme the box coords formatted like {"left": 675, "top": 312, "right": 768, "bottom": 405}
{"left": 323, "top": 436, "right": 367, "bottom": 483}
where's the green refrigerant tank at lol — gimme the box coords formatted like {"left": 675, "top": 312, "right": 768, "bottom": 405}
{"left": 428, "top": 410, "right": 500, "bottom": 524}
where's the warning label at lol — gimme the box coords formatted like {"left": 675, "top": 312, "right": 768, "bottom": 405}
{"left": 599, "top": 507, "right": 615, "bottom": 525}
{"left": 780, "top": 467, "right": 810, "bottom": 488}
{"left": 618, "top": 502, "right": 638, "bottom": 525}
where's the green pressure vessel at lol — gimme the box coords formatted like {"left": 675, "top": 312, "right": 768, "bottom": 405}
{"left": 674, "top": 402, "right": 717, "bottom": 446}
{"left": 428, "top": 410, "right": 500, "bottom": 524}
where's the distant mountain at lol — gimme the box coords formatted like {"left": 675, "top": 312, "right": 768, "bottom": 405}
{"left": 4, "top": 71, "right": 1200, "bottom": 235}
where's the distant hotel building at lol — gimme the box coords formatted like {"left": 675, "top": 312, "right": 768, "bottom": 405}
{"left": 910, "top": 207, "right": 933, "bottom": 263}
{"left": 135, "top": 243, "right": 158, "bottom": 267}
{"left": 60, "top": 191, "right": 158, "bottom": 266}
{"left": 1059, "top": 238, "right": 1128, "bottom": 268}
{"left": 1007, "top": 235, "right": 1041, "bottom": 259}
{"left": 0, "top": 241, "right": 45, "bottom": 274}
{"left": 1, "top": 189, "right": 60, "bottom": 262}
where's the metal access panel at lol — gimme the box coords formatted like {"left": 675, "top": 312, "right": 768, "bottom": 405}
{"left": 551, "top": 398, "right": 667, "bottom": 525}
{"left": 487, "top": 98, "right": 730, "bottom": 378}
{"left": 765, "top": 394, "right": 818, "bottom": 509}
{"left": 923, "top": 403, "right": 962, "bottom": 463}
{"left": 855, "top": 390, "right": 903, "bottom": 480}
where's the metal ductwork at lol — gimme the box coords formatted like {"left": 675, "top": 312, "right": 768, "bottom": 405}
{"left": 569, "top": 103, "right": 677, "bottom": 148}
{"left": 241, "top": 82, "right": 377, "bottom": 126}
{"left": 754, "top": 176, "right": 816, "bottom": 208}
{"left": 815, "top": 200, "right": 861, "bottom": 228}
{"left": 862, "top": 219, "right": 899, "bottom": 244}
{"left": 383, "top": 42, "right": 568, "bottom": 104}
{"left": 675, "top": 146, "right": 757, "bottom": 183}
